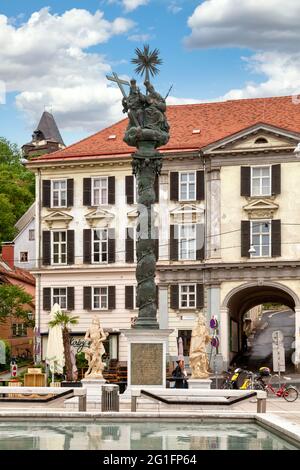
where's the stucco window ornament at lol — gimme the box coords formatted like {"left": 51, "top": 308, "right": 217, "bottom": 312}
{"left": 85, "top": 208, "right": 114, "bottom": 228}
{"left": 170, "top": 204, "right": 204, "bottom": 225}
{"left": 43, "top": 210, "right": 73, "bottom": 229}
{"left": 243, "top": 199, "right": 279, "bottom": 220}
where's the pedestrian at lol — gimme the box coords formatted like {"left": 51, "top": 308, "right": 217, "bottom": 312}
{"left": 172, "top": 358, "right": 188, "bottom": 389}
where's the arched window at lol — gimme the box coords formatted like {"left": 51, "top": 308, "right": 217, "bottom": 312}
{"left": 254, "top": 137, "right": 268, "bottom": 144}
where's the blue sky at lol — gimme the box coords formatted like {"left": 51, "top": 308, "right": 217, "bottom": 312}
{"left": 0, "top": 0, "right": 299, "bottom": 148}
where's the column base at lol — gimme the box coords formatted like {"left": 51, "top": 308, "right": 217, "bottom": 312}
{"left": 121, "top": 329, "right": 173, "bottom": 391}
{"left": 188, "top": 378, "right": 212, "bottom": 389}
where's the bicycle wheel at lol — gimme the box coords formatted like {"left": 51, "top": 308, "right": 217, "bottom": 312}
{"left": 283, "top": 386, "right": 299, "bottom": 402}
{"left": 222, "top": 381, "right": 234, "bottom": 390}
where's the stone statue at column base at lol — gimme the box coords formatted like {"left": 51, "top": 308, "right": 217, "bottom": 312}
{"left": 84, "top": 316, "right": 108, "bottom": 380}
{"left": 189, "top": 313, "right": 211, "bottom": 379}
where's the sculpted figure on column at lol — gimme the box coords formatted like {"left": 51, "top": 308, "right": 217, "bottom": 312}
{"left": 84, "top": 316, "right": 108, "bottom": 379}
{"left": 189, "top": 313, "right": 211, "bottom": 379}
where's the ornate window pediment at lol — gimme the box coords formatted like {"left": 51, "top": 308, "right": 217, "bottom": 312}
{"left": 243, "top": 198, "right": 279, "bottom": 219}
{"left": 43, "top": 210, "right": 73, "bottom": 229}
{"left": 170, "top": 204, "right": 204, "bottom": 224}
{"left": 85, "top": 208, "right": 114, "bottom": 228}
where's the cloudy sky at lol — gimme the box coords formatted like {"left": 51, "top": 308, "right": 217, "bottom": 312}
{"left": 1, "top": 0, "right": 300, "bottom": 147}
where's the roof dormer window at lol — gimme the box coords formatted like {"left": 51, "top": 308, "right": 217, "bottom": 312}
{"left": 254, "top": 137, "right": 268, "bottom": 144}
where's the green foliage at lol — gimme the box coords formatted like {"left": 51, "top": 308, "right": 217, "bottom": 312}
{"left": 0, "top": 137, "right": 35, "bottom": 245}
{"left": 48, "top": 311, "right": 79, "bottom": 330}
{"left": 76, "top": 351, "right": 88, "bottom": 369}
{"left": 0, "top": 284, "right": 33, "bottom": 324}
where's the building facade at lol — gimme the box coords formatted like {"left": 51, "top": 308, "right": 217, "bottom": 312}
{"left": 27, "top": 96, "right": 300, "bottom": 369}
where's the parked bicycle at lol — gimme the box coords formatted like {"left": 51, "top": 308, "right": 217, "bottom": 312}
{"left": 264, "top": 375, "right": 299, "bottom": 402}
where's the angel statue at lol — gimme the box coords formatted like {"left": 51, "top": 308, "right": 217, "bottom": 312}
{"left": 84, "top": 316, "right": 108, "bottom": 379}
{"left": 189, "top": 313, "right": 211, "bottom": 379}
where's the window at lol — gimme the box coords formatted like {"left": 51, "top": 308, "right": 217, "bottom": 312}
{"left": 20, "top": 252, "right": 28, "bottom": 262}
{"left": 178, "top": 224, "right": 196, "bottom": 260}
{"left": 51, "top": 180, "right": 67, "bottom": 207}
{"left": 178, "top": 330, "right": 192, "bottom": 356}
{"left": 179, "top": 284, "right": 196, "bottom": 308}
{"left": 92, "top": 286, "right": 108, "bottom": 310}
{"left": 133, "top": 285, "right": 137, "bottom": 309}
{"left": 254, "top": 137, "right": 268, "bottom": 144}
{"left": 92, "top": 229, "right": 108, "bottom": 263}
{"left": 251, "top": 166, "right": 271, "bottom": 196}
{"left": 251, "top": 220, "right": 271, "bottom": 257}
{"left": 52, "top": 287, "right": 67, "bottom": 309}
{"left": 179, "top": 172, "right": 196, "bottom": 201}
{"left": 133, "top": 176, "right": 138, "bottom": 204}
{"left": 52, "top": 231, "right": 67, "bottom": 264}
{"left": 12, "top": 323, "right": 27, "bottom": 337}
{"left": 29, "top": 229, "right": 35, "bottom": 241}
{"left": 92, "top": 177, "right": 108, "bottom": 206}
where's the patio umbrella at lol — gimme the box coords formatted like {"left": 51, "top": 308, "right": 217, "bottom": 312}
{"left": 46, "top": 303, "right": 65, "bottom": 383}
{"left": 177, "top": 336, "right": 184, "bottom": 361}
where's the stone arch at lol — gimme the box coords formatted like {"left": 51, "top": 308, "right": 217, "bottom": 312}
{"left": 221, "top": 281, "right": 300, "bottom": 315}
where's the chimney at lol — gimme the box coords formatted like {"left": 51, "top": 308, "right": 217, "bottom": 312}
{"left": 2, "top": 243, "right": 15, "bottom": 269}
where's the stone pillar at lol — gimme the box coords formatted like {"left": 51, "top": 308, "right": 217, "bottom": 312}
{"left": 220, "top": 307, "right": 229, "bottom": 368}
{"left": 158, "top": 286, "right": 169, "bottom": 329}
{"left": 207, "top": 168, "right": 221, "bottom": 259}
{"left": 294, "top": 307, "right": 300, "bottom": 370}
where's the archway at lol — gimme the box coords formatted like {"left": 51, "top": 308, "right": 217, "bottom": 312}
{"left": 221, "top": 282, "right": 300, "bottom": 371}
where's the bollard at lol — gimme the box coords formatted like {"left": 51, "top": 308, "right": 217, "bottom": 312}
{"left": 257, "top": 397, "right": 267, "bottom": 413}
{"left": 131, "top": 395, "right": 137, "bottom": 412}
{"left": 78, "top": 393, "right": 87, "bottom": 412}
{"left": 101, "top": 384, "right": 119, "bottom": 412}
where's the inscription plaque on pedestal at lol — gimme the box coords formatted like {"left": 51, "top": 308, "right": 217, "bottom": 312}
{"left": 131, "top": 343, "right": 163, "bottom": 386}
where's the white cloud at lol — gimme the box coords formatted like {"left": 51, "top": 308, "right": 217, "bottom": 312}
{"left": 122, "top": 0, "right": 149, "bottom": 12}
{"left": 185, "top": 0, "right": 300, "bottom": 101}
{"left": 0, "top": 8, "right": 134, "bottom": 132}
{"left": 168, "top": 3, "right": 182, "bottom": 15}
{"left": 128, "top": 33, "right": 152, "bottom": 41}
{"left": 167, "top": 96, "right": 201, "bottom": 105}
{"left": 186, "top": 0, "right": 300, "bottom": 51}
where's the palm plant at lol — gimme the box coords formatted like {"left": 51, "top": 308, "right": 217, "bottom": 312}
{"left": 48, "top": 311, "right": 79, "bottom": 381}
{"left": 131, "top": 44, "right": 162, "bottom": 84}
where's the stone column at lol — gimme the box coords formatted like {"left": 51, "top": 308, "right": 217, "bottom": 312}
{"left": 206, "top": 168, "right": 221, "bottom": 259}
{"left": 220, "top": 307, "right": 229, "bottom": 368}
{"left": 294, "top": 307, "right": 300, "bottom": 370}
{"left": 158, "top": 286, "right": 169, "bottom": 329}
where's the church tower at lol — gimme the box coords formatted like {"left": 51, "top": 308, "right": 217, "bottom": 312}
{"left": 22, "top": 111, "right": 65, "bottom": 158}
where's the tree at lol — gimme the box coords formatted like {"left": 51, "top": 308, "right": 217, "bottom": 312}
{"left": 0, "top": 284, "right": 33, "bottom": 325}
{"left": 0, "top": 137, "right": 35, "bottom": 246}
{"left": 48, "top": 311, "right": 79, "bottom": 381}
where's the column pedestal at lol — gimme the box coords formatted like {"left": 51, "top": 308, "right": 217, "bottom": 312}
{"left": 121, "top": 329, "right": 173, "bottom": 395}
{"left": 188, "top": 378, "right": 212, "bottom": 389}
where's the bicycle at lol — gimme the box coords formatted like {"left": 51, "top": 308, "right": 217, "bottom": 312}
{"left": 264, "top": 374, "right": 299, "bottom": 402}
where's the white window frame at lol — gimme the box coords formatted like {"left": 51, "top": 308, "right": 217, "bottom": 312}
{"left": 51, "top": 287, "right": 67, "bottom": 310}
{"left": 179, "top": 171, "right": 196, "bottom": 202}
{"left": 19, "top": 251, "right": 29, "bottom": 263}
{"left": 92, "top": 229, "right": 108, "bottom": 264}
{"left": 133, "top": 285, "right": 138, "bottom": 310}
{"left": 250, "top": 166, "right": 271, "bottom": 197}
{"left": 178, "top": 224, "right": 196, "bottom": 261}
{"left": 28, "top": 229, "right": 35, "bottom": 241}
{"left": 92, "top": 177, "right": 108, "bottom": 206}
{"left": 92, "top": 286, "right": 108, "bottom": 311}
{"left": 51, "top": 179, "right": 67, "bottom": 208}
{"left": 12, "top": 323, "right": 27, "bottom": 337}
{"left": 179, "top": 284, "right": 197, "bottom": 309}
{"left": 52, "top": 230, "right": 67, "bottom": 265}
{"left": 250, "top": 220, "right": 272, "bottom": 258}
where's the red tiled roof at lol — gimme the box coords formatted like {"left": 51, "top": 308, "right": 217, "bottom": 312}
{"left": 31, "top": 96, "right": 300, "bottom": 162}
{"left": 0, "top": 259, "right": 35, "bottom": 286}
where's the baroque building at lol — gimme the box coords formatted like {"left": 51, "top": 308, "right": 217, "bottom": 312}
{"left": 27, "top": 95, "right": 300, "bottom": 369}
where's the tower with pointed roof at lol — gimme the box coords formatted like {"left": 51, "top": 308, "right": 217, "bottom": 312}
{"left": 22, "top": 111, "right": 65, "bottom": 158}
